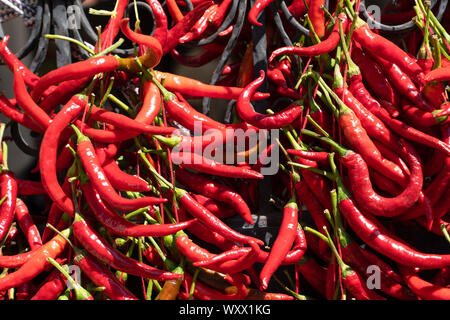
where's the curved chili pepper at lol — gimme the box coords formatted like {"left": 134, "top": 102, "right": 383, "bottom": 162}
{"left": 177, "top": 206, "right": 237, "bottom": 251}
{"left": 30, "top": 270, "right": 66, "bottom": 300}
{"left": 248, "top": 0, "right": 276, "bottom": 26}
{"left": 0, "top": 94, "right": 42, "bottom": 133}
{"left": 237, "top": 71, "right": 303, "bottom": 129}
{"left": 82, "top": 181, "right": 195, "bottom": 237}
{"left": 399, "top": 266, "right": 450, "bottom": 300}
{"left": 335, "top": 87, "right": 409, "bottom": 187}
{"left": 13, "top": 67, "right": 52, "bottom": 131}
{"left": 164, "top": 1, "right": 214, "bottom": 54}
{"left": 39, "top": 95, "right": 87, "bottom": 215}
{"left": 170, "top": 152, "right": 264, "bottom": 179}
{"left": 16, "top": 179, "right": 46, "bottom": 196}
{"left": 190, "top": 193, "right": 237, "bottom": 219}
{"left": 347, "top": 71, "right": 450, "bottom": 156}
{"left": 424, "top": 65, "right": 450, "bottom": 83}
{"left": 120, "top": 18, "right": 163, "bottom": 67}
{"left": 352, "top": 17, "right": 425, "bottom": 87}
{"left": 173, "top": 190, "right": 263, "bottom": 245}
{"left": 335, "top": 175, "right": 450, "bottom": 269}
{"left": 269, "top": 14, "right": 348, "bottom": 62}
{"left": 74, "top": 250, "right": 138, "bottom": 300}
{"left": 15, "top": 198, "right": 42, "bottom": 250}
{"left": 372, "top": 56, "right": 438, "bottom": 112}
{"left": 287, "top": 149, "right": 331, "bottom": 164}
{"left": 259, "top": 196, "right": 299, "bottom": 290}
{"left": 350, "top": 46, "right": 399, "bottom": 113}
{"left": 175, "top": 167, "right": 253, "bottom": 224}
{"left": 38, "top": 77, "right": 91, "bottom": 115}
{"left": 171, "top": 46, "right": 222, "bottom": 67}
{"left": 309, "top": 0, "right": 326, "bottom": 38}
{"left": 179, "top": 3, "right": 220, "bottom": 43}
{"left": 73, "top": 213, "right": 181, "bottom": 281}
{"left": 0, "top": 170, "right": 18, "bottom": 243}
{"left": 287, "top": 0, "right": 309, "bottom": 18}
{"left": 95, "top": 146, "right": 150, "bottom": 193}
{"left": 335, "top": 139, "right": 422, "bottom": 217}
{"left": 153, "top": 71, "right": 270, "bottom": 101}
{"left": 73, "top": 126, "right": 166, "bottom": 211}
{"left": 0, "top": 228, "right": 70, "bottom": 292}
{"left": 146, "top": 0, "right": 168, "bottom": 46}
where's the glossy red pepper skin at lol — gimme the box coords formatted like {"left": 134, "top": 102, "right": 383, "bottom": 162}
{"left": 352, "top": 18, "right": 425, "bottom": 88}
{"left": 146, "top": 0, "right": 168, "bottom": 46}
{"left": 0, "top": 36, "right": 40, "bottom": 88}
{"left": 399, "top": 266, "right": 450, "bottom": 300}
{"left": 30, "top": 56, "right": 119, "bottom": 102}
{"left": 237, "top": 71, "right": 303, "bottom": 129}
{"left": 175, "top": 189, "right": 263, "bottom": 246}
{"left": 0, "top": 171, "right": 18, "bottom": 243}
{"left": 424, "top": 65, "right": 450, "bottom": 83}
{"left": 259, "top": 198, "right": 299, "bottom": 289}
{"left": 74, "top": 251, "right": 138, "bottom": 300}
{"left": 73, "top": 214, "right": 182, "bottom": 281}
{"left": 309, "top": 0, "right": 326, "bottom": 38}
{"left": 39, "top": 95, "right": 87, "bottom": 216}
{"left": 15, "top": 198, "right": 42, "bottom": 250}
{"left": 30, "top": 270, "right": 66, "bottom": 300}
{"left": 82, "top": 181, "right": 194, "bottom": 237}
{"left": 75, "top": 131, "right": 166, "bottom": 212}
{"left": 269, "top": 14, "right": 348, "bottom": 62}
{"left": 337, "top": 183, "right": 450, "bottom": 269}
{"left": 175, "top": 167, "right": 253, "bottom": 224}
{"left": 0, "top": 94, "right": 42, "bottom": 133}
{"left": 0, "top": 229, "right": 70, "bottom": 291}
{"left": 343, "top": 142, "right": 423, "bottom": 217}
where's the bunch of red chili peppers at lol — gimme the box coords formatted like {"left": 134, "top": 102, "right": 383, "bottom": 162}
{"left": 0, "top": 0, "right": 448, "bottom": 301}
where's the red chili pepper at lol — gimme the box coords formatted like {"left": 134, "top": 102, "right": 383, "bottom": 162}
{"left": 296, "top": 255, "right": 326, "bottom": 297}
{"left": 146, "top": 0, "right": 168, "bottom": 46}
{"left": 288, "top": 0, "right": 310, "bottom": 18}
{"left": 72, "top": 126, "right": 166, "bottom": 211}
{"left": 170, "top": 47, "right": 222, "bottom": 67}
{"left": 424, "top": 65, "right": 450, "bottom": 83}
{"left": 0, "top": 169, "right": 17, "bottom": 243}
{"left": 16, "top": 179, "right": 46, "bottom": 196}
{"left": 175, "top": 167, "right": 253, "bottom": 224}
{"left": 248, "top": 0, "right": 276, "bottom": 26}
{"left": 173, "top": 189, "right": 263, "bottom": 245}
{"left": 120, "top": 18, "right": 163, "bottom": 67}
{"left": 73, "top": 250, "right": 138, "bottom": 300}
{"left": 0, "top": 228, "right": 70, "bottom": 292}
{"left": 269, "top": 14, "right": 348, "bottom": 62}
{"left": 334, "top": 173, "right": 450, "bottom": 269}
{"left": 309, "top": 0, "right": 326, "bottom": 38}
{"left": 352, "top": 17, "right": 426, "bottom": 87}
{"left": 179, "top": 3, "right": 220, "bottom": 43}
{"left": 96, "top": 0, "right": 128, "bottom": 52}
{"left": 177, "top": 206, "right": 237, "bottom": 251}
{"left": 399, "top": 266, "right": 450, "bottom": 300}
{"left": 39, "top": 94, "right": 87, "bottom": 215}
{"left": 350, "top": 45, "right": 400, "bottom": 114}
{"left": 14, "top": 198, "right": 42, "bottom": 250}
{"left": 237, "top": 70, "right": 303, "bottom": 129}
{"left": 170, "top": 152, "right": 264, "bottom": 179}
{"left": 0, "top": 36, "right": 40, "bottom": 88}
{"left": 13, "top": 67, "right": 52, "bottom": 131}
{"left": 154, "top": 70, "right": 270, "bottom": 102}
{"left": 164, "top": 1, "right": 214, "bottom": 54}
{"left": 0, "top": 94, "right": 42, "bottom": 133}
{"left": 82, "top": 181, "right": 195, "bottom": 237}
{"left": 95, "top": 146, "right": 150, "bottom": 193}
{"left": 334, "top": 138, "right": 423, "bottom": 217}
{"left": 259, "top": 196, "right": 299, "bottom": 289}
{"left": 190, "top": 193, "right": 237, "bottom": 219}
{"left": 72, "top": 213, "right": 182, "bottom": 281}
{"left": 30, "top": 270, "right": 66, "bottom": 300}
